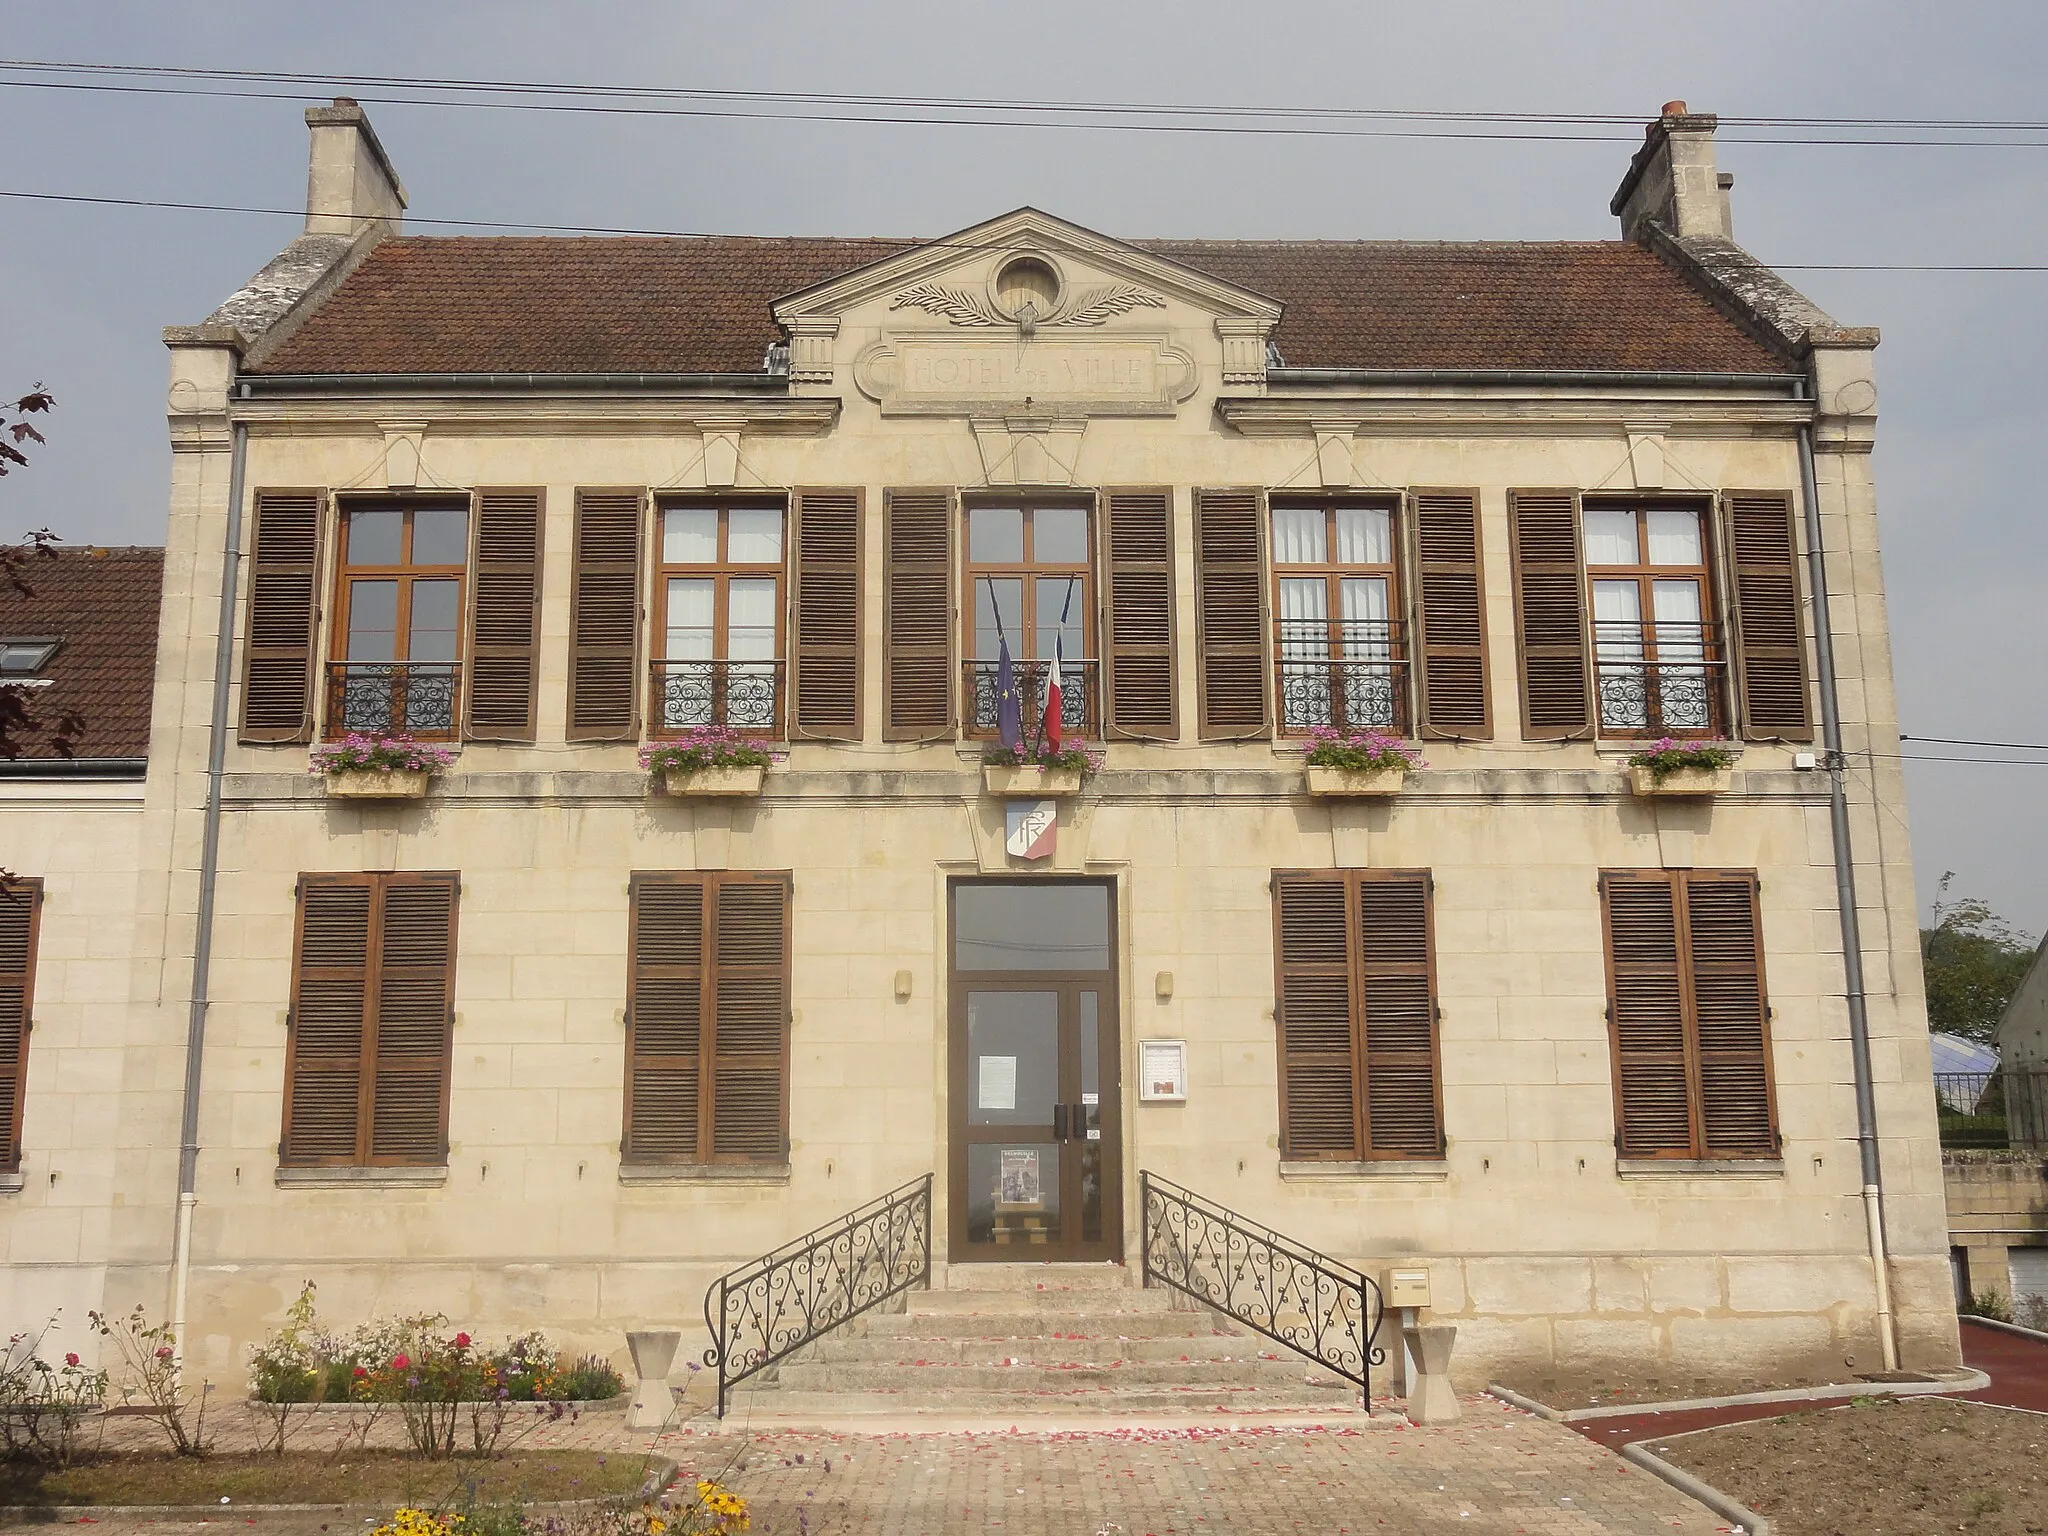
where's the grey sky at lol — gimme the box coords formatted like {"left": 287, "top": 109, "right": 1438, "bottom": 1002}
{"left": 3, "top": 0, "right": 2043, "bottom": 932}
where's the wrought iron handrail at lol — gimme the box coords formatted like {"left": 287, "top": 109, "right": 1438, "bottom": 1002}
{"left": 1138, "top": 1170, "right": 1384, "bottom": 1405}
{"left": 1273, "top": 620, "right": 1411, "bottom": 735}
{"left": 702, "top": 1172, "right": 933, "bottom": 1417}
{"left": 648, "top": 657, "right": 785, "bottom": 736}
{"left": 964, "top": 656, "right": 1100, "bottom": 747}
{"left": 324, "top": 660, "right": 460, "bottom": 740}
{"left": 1592, "top": 619, "right": 1727, "bottom": 737}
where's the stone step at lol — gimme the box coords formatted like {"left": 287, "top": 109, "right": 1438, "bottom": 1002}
{"left": 939, "top": 1263, "right": 1137, "bottom": 1293}
{"left": 804, "top": 1331, "right": 1274, "bottom": 1365}
{"left": 727, "top": 1383, "right": 1369, "bottom": 1418}
{"left": 770, "top": 1358, "right": 1350, "bottom": 1393}
{"left": 907, "top": 1286, "right": 1179, "bottom": 1317}
{"left": 866, "top": 1307, "right": 1220, "bottom": 1341}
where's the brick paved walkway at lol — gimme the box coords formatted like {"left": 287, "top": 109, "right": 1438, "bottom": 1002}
{"left": 0, "top": 1398, "right": 1720, "bottom": 1536}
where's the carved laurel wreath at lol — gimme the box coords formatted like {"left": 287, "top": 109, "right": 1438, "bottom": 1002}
{"left": 890, "top": 281, "right": 1167, "bottom": 328}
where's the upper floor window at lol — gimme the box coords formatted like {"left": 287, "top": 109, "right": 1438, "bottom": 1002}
{"left": 654, "top": 501, "right": 785, "bottom": 736}
{"left": 964, "top": 503, "right": 1096, "bottom": 742}
{"left": 328, "top": 501, "right": 467, "bottom": 739}
{"left": 1271, "top": 501, "right": 1404, "bottom": 735}
{"left": 1584, "top": 501, "right": 1722, "bottom": 738}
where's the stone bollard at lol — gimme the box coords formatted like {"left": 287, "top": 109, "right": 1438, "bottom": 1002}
{"left": 1403, "top": 1323, "right": 1460, "bottom": 1425}
{"left": 625, "top": 1330, "right": 681, "bottom": 1430}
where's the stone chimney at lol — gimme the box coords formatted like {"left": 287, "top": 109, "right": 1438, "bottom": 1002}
{"left": 304, "top": 97, "right": 406, "bottom": 239}
{"left": 1610, "top": 100, "right": 1733, "bottom": 242}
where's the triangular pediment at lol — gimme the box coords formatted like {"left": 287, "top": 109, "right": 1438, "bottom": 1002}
{"left": 771, "top": 206, "right": 1284, "bottom": 326}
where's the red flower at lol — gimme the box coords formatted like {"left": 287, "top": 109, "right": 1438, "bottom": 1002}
{"left": 391, "top": 1353, "right": 410, "bottom": 1370}
{"left": 453, "top": 1332, "right": 471, "bottom": 1350}
{"left": 64, "top": 1353, "right": 80, "bottom": 1367}
{"left": 353, "top": 1366, "right": 368, "bottom": 1378}
{"left": 153, "top": 1346, "right": 174, "bottom": 1360}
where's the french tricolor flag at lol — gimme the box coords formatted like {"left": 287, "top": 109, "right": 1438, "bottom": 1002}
{"left": 1042, "top": 632, "right": 1064, "bottom": 754}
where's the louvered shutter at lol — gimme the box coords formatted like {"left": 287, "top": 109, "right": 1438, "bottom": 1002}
{"left": 1273, "top": 874, "right": 1359, "bottom": 1159}
{"left": 707, "top": 874, "right": 791, "bottom": 1162}
{"left": 624, "top": 876, "right": 706, "bottom": 1163}
{"left": 1409, "top": 490, "right": 1491, "bottom": 739}
{"left": 239, "top": 490, "right": 326, "bottom": 743}
{"left": 367, "top": 875, "right": 457, "bottom": 1164}
{"left": 1720, "top": 492, "right": 1813, "bottom": 742}
{"left": 1194, "top": 490, "right": 1268, "bottom": 737}
{"left": 790, "top": 489, "right": 863, "bottom": 740}
{"left": 1356, "top": 873, "right": 1444, "bottom": 1156}
{"left": 1685, "top": 874, "right": 1778, "bottom": 1157}
{"left": 282, "top": 875, "right": 374, "bottom": 1165}
{"left": 1100, "top": 488, "right": 1177, "bottom": 739}
{"left": 882, "top": 490, "right": 954, "bottom": 740}
{"left": 1508, "top": 491, "right": 1592, "bottom": 739}
{"left": 463, "top": 489, "right": 544, "bottom": 741}
{"left": 1601, "top": 874, "right": 1694, "bottom": 1157}
{"left": 0, "top": 882, "right": 43, "bottom": 1172}
{"left": 566, "top": 490, "right": 644, "bottom": 742}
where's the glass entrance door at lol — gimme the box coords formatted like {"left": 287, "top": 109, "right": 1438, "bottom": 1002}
{"left": 949, "top": 881, "right": 1120, "bottom": 1263}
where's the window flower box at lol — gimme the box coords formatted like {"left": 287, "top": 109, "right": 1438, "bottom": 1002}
{"left": 1624, "top": 738, "right": 1736, "bottom": 797}
{"left": 641, "top": 728, "right": 781, "bottom": 798}
{"left": 660, "top": 764, "right": 767, "bottom": 797}
{"left": 310, "top": 734, "right": 455, "bottom": 800}
{"left": 982, "top": 762, "right": 1085, "bottom": 797}
{"left": 324, "top": 767, "right": 431, "bottom": 799}
{"left": 1304, "top": 763, "right": 1410, "bottom": 797}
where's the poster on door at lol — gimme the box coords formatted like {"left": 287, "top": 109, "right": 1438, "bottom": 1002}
{"left": 998, "top": 1147, "right": 1042, "bottom": 1206}
{"left": 1005, "top": 800, "right": 1057, "bottom": 861}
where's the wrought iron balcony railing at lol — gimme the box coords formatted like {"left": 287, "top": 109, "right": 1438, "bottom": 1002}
{"left": 1592, "top": 620, "right": 1727, "bottom": 737}
{"left": 648, "top": 658, "right": 785, "bottom": 736}
{"left": 1275, "top": 618, "right": 1409, "bottom": 735}
{"left": 965, "top": 657, "right": 1100, "bottom": 746}
{"left": 1936, "top": 1069, "right": 2048, "bottom": 1150}
{"left": 324, "top": 661, "right": 460, "bottom": 740}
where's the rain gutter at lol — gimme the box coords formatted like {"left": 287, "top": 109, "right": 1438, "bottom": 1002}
{"left": 1265, "top": 366, "right": 1803, "bottom": 391}
{"left": 234, "top": 371, "right": 785, "bottom": 396}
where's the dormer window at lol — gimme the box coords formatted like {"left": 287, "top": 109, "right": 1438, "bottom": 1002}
{"left": 0, "top": 639, "right": 59, "bottom": 677}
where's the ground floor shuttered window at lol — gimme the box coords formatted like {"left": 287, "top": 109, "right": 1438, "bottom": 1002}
{"left": 282, "top": 871, "right": 458, "bottom": 1167}
{"left": 1600, "top": 869, "right": 1779, "bottom": 1160}
{"left": 624, "top": 871, "right": 792, "bottom": 1165}
{"left": 1271, "top": 869, "right": 1443, "bottom": 1160}
{"left": 0, "top": 880, "right": 43, "bottom": 1173}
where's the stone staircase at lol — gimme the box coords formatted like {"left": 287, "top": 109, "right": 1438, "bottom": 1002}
{"left": 724, "top": 1264, "right": 1367, "bottom": 1421}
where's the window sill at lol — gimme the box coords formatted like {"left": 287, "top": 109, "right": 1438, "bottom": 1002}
{"left": 274, "top": 1165, "right": 449, "bottom": 1189}
{"left": 0, "top": 1171, "right": 23, "bottom": 1195}
{"left": 1616, "top": 1158, "right": 1784, "bottom": 1179}
{"left": 1279, "top": 1159, "right": 1449, "bottom": 1182}
{"left": 619, "top": 1163, "right": 792, "bottom": 1186}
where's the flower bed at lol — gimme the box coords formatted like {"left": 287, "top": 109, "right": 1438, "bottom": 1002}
{"left": 311, "top": 734, "right": 457, "bottom": 799}
{"left": 641, "top": 728, "right": 781, "bottom": 797}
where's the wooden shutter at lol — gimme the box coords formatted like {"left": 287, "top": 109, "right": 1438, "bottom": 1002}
{"left": 1100, "top": 488, "right": 1177, "bottom": 739}
{"left": 1601, "top": 870, "right": 1778, "bottom": 1160}
{"left": 1720, "top": 492, "right": 1813, "bottom": 742}
{"left": 282, "top": 875, "right": 375, "bottom": 1165}
{"left": 566, "top": 490, "right": 644, "bottom": 742}
{"left": 790, "top": 489, "right": 863, "bottom": 740}
{"left": 882, "top": 490, "right": 954, "bottom": 740}
{"left": 463, "top": 489, "right": 544, "bottom": 741}
{"left": 624, "top": 876, "right": 706, "bottom": 1162}
{"left": 1409, "top": 489, "right": 1490, "bottom": 739}
{"left": 1508, "top": 491, "right": 1592, "bottom": 739}
{"left": 1356, "top": 873, "right": 1444, "bottom": 1156}
{"left": 0, "top": 881, "right": 43, "bottom": 1173}
{"left": 282, "top": 872, "right": 456, "bottom": 1167}
{"left": 368, "top": 875, "right": 458, "bottom": 1164}
{"left": 1194, "top": 490, "right": 1268, "bottom": 737}
{"left": 1684, "top": 873, "right": 1778, "bottom": 1157}
{"left": 1273, "top": 874, "right": 1358, "bottom": 1159}
{"left": 239, "top": 490, "right": 326, "bottom": 743}
{"left": 707, "top": 874, "right": 792, "bottom": 1161}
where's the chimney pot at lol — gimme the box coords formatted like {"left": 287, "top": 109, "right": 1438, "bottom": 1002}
{"left": 1661, "top": 99, "right": 1689, "bottom": 117}
{"left": 303, "top": 99, "right": 406, "bottom": 240}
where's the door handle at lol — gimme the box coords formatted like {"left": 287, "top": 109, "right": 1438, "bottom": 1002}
{"left": 1052, "top": 1104, "right": 1070, "bottom": 1140}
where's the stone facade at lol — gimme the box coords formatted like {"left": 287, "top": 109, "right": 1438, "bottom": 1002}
{"left": 0, "top": 99, "right": 1960, "bottom": 1392}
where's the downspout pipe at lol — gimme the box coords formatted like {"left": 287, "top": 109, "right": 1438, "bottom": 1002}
{"left": 169, "top": 418, "right": 247, "bottom": 1366}
{"left": 1796, "top": 390, "right": 1897, "bottom": 1370}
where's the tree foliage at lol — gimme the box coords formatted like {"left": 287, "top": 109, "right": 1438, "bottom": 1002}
{"left": 1921, "top": 872, "right": 2039, "bottom": 1043}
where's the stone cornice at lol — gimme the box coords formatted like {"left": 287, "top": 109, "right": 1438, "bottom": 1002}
{"left": 1220, "top": 394, "right": 1813, "bottom": 438}
{"left": 227, "top": 396, "right": 841, "bottom": 437}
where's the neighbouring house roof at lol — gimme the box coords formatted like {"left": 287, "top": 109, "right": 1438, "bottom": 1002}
{"left": 249, "top": 235, "right": 1796, "bottom": 378}
{"left": 2, "top": 546, "right": 163, "bottom": 761}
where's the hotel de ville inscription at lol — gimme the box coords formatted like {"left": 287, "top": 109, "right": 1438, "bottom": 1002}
{"left": 854, "top": 331, "right": 1200, "bottom": 417}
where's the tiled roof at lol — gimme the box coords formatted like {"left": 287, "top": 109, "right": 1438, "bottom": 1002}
{"left": 251, "top": 235, "right": 1794, "bottom": 377}
{"left": 3, "top": 546, "right": 162, "bottom": 760}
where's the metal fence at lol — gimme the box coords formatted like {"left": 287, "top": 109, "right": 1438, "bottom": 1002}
{"left": 1934, "top": 1069, "right": 2048, "bottom": 1149}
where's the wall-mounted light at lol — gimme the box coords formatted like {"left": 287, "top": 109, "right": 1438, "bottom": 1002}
{"left": 1154, "top": 971, "right": 1174, "bottom": 1001}
{"left": 894, "top": 970, "right": 913, "bottom": 1001}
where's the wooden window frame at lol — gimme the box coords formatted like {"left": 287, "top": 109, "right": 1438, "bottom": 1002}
{"left": 1599, "top": 868, "right": 1781, "bottom": 1161}
{"left": 1582, "top": 495, "right": 1728, "bottom": 741}
{"left": 959, "top": 496, "right": 1099, "bottom": 741}
{"left": 649, "top": 496, "right": 791, "bottom": 740}
{"left": 1268, "top": 496, "right": 1407, "bottom": 738}
{"left": 0, "top": 879, "right": 44, "bottom": 1174}
{"left": 325, "top": 496, "right": 471, "bottom": 741}
{"left": 280, "top": 870, "right": 459, "bottom": 1169}
{"left": 623, "top": 870, "right": 793, "bottom": 1167}
{"left": 1271, "top": 868, "right": 1444, "bottom": 1162}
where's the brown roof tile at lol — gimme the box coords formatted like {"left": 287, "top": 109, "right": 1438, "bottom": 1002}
{"left": 252, "top": 235, "right": 1793, "bottom": 378}
{"left": 3, "top": 546, "right": 162, "bottom": 760}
